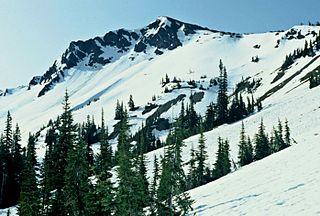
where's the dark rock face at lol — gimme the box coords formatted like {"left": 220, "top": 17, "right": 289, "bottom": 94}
{"left": 135, "top": 16, "right": 212, "bottom": 53}
{"left": 30, "top": 16, "right": 218, "bottom": 97}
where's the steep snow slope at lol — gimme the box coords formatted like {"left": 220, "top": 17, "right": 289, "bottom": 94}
{"left": 188, "top": 136, "right": 320, "bottom": 216}
{"left": 0, "top": 18, "right": 318, "bottom": 144}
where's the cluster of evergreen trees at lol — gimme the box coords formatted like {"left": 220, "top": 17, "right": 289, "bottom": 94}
{"left": 16, "top": 90, "right": 193, "bottom": 216}
{"left": 2, "top": 88, "right": 293, "bottom": 216}
{"left": 204, "top": 60, "right": 260, "bottom": 131}
{"left": 281, "top": 32, "right": 320, "bottom": 71}
{"left": 0, "top": 112, "right": 24, "bottom": 209}
{"left": 309, "top": 69, "right": 320, "bottom": 89}
{"left": 184, "top": 118, "right": 292, "bottom": 192}
{"left": 133, "top": 60, "right": 261, "bottom": 157}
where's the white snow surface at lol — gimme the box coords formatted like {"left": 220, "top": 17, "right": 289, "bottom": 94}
{"left": 0, "top": 23, "right": 320, "bottom": 215}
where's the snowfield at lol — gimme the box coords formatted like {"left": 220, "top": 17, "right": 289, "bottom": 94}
{"left": 188, "top": 137, "right": 320, "bottom": 216}
{"left": 0, "top": 17, "right": 320, "bottom": 215}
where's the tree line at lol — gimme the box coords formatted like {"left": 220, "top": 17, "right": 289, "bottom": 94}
{"left": 281, "top": 31, "right": 320, "bottom": 71}
{"left": 1, "top": 90, "right": 293, "bottom": 216}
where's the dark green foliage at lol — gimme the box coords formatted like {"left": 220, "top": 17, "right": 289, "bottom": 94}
{"left": 64, "top": 131, "right": 91, "bottom": 216}
{"left": 12, "top": 124, "right": 23, "bottom": 200}
{"left": 115, "top": 110, "right": 145, "bottom": 215}
{"left": 234, "top": 77, "right": 261, "bottom": 94}
{"left": 128, "top": 94, "right": 136, "bottom": 111}
{"left": 254, "top": 119, "right": 270, "bottom": 160}
{"left": 134, "top": 130, "right": 150, "bottom": 210}
{"left": 228, "top": 93, "right": 247, "bottom": 123}
{"left": 204, "top": 102, "right": 216, "bottom": 130}
{"left": 50, "top": 89, "right": 77, "bottom": 215}
{"left": 114, "top": 100, "right": 125, "bottom": 120}
{"left": 309, "top": 69, "right": 320, "bottom": 89}
{"left": 157, "top": 122, "right": 193, "bottom": 215}
{"left": 149, "top": 155, "right": 160, "bottom": 215}
{"left": 195, "top": 130, "right": 208, "bottom": 186}
{"left": 238, "top": 122, "right": 253, "bottom": 167}
{"left": 185, "top": 100, "right": 200, "bottom": 136}
{"left": 187, "top": 145, "right": 197, "bottom": 189}
{"left": 281, "top": 35, "right": 319, "bottom": 71}
{"left": 284, "top": 119, "right": 291, "bottom": 147}
{"left": 0, "top": 112, "right": 22, "bottom": 208}
{"left": 40, "top": 124, "right": 57, "bottom": 215}
{"left": 281, "top": 54, "right": 294, "bottom": 71}
{"left": 18, "top": 134, "right": 40, "bottom": 216}
{"left": 213, "top": 137, "right": 231, "bottom": 179}
{"left": 216, "top": 60, "right": 229, "bottom": 124}
{"left": 82, "top": 115, "right": 97, "bottom": 167}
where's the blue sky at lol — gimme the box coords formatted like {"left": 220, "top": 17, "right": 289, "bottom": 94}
{"left": 0, "top": 0, "right": 319, "bottom": 88}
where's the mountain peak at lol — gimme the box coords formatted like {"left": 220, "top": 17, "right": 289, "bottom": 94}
{"left": 28, "top": 16, "right": 218, "bottom": 97}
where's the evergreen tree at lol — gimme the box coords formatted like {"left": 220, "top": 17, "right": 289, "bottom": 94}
{"left": 92, "top": 110, "right": 114, "bottom": 216}
{"left": 216, "top": 60, "right": 228, "bottom": 124}
{"left": 157, "top": 122, "right": 193, "bottom": 215}
{"left": 51, "top": 89, "right": 77, "bottom": 216}
{"left": 128, "top": 94, "right": 136, "bottom": 111}
{"left": 187, "top": 145, "right": 197, "bottom": 189}
{"left": 134, "top": 130, "right": 150, "bottom": 210}
{"left": 115, "top": 110, "right": 144, "bottom": 215}
{"left": 238, "top": 122, "right": 253, "bottom": 167}
{"left": 18, "top": 134, "right": 40, "bottom": 216}
{"left": 245, "top": 136, "right": 254, "bottom": 165}
{"left": 3, "top": 111, "right": 13, "bottom": 150}
{"left": 204, "top": 103, "right": 216, "bottom": 130}
{"left": 273, "top": 120, "right": 285, "bottom": 151}
{"left": 284, "top": 119, "right": 291, "bottom": 148}
{"left": 196, "top": 130, "right": 207, "bottom": 186}
{"left": 40, "top": 125, "right": 57, "bottom": 215}
{"left": 149, "top": 155, "right": 160, "bottom": 215}
{"left": 96, "top": 109, "right": 112, "bottom": 173}
{"left": 238, "top": 122, "right": 247, "bottom": 167}
{"left": 64, "top": 130, "right": 91, "bottom": 216}
{"left": 254, "top": 119, "right": 270, "bottom": 160}
{"left": 213, "top": 137, "right": 231, "bottom": 179}
{"left": 12, "top": 124, "right": 23, "bottom": 202}
{"left": 186, "top": 100, "right": 199, "bottom": 136}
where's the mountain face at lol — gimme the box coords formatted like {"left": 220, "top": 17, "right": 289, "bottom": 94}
{"left": 1, "top": 16, "right": 320, "bottom": 215}
{"left": 28, "top": 16, "right": 217, "bottom": 97}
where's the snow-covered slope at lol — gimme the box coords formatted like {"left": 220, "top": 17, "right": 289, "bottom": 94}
{"left": 0, "top": 16, "right": 320, "bottom": 215}
{"left": 0, "top": 17, "right": 318, "bottom": 142}
{"left": 188, "top": 136, "right": 320, "bottom": 215}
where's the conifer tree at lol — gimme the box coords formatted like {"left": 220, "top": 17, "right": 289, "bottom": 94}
{"left": 92, "top": 110, "right": 114, "bottom": 216}
{"left": 204, "top": 103, "right": 216, "bottom": 130}
{"left": 216, "top": 60, "right": 228, "bottom": 124}
{"left": 284, "top": 119, "right": 291, "bottom": 147}
{"left": 245, "top": 136, "right": 254, "bottom": 164}
{"left": 238, "top": 122, "right": 253, "bottom": 166}
{"left": 187, "top": 145, "right": 197, "bottom": 189}
{"left": 51, "top": 89, "right": 76, "bottom": 216}
{"left": 96, "top": 109, "right": 112, "bottom": 173}
{"left": 151, "top": 155, "right": 160, "bottom": 198}
{"left": 157, "top": 121, "right": 193, "bottom": 215}
{"left": 213, "top": 137, "right": 231, "bottom": 179}
{"left": 12, "top": 124, "right": 23, "bottom": 202}
{"left": 115, "top": 110, "right": 144, "bottom": 215}
{"left": 238, "top": 122, "right": 247, "bottom": 167}
{"left": 254, "top": 119, "right": 270, "bottom": 160}
{"left": 18, "top": 134, "right": 40, "bottom": 216}
{"left": 134, "top": 130, "right": 150, "bottom": 210}
{"left": 64, "top": 130, "right": 91, "bottom": 216}
{"left": 149, "top": 155, "right": 160, "bottom": 215}
{"left": 128, "top": 94, "right": 135, "bottom": 111}
{"left": 196, "top": 130, "right": 207, "bottom": 186}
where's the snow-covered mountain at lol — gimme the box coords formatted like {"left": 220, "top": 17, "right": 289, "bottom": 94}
{"left": 1, "top": 16, "right": 320, "bottom": 215}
